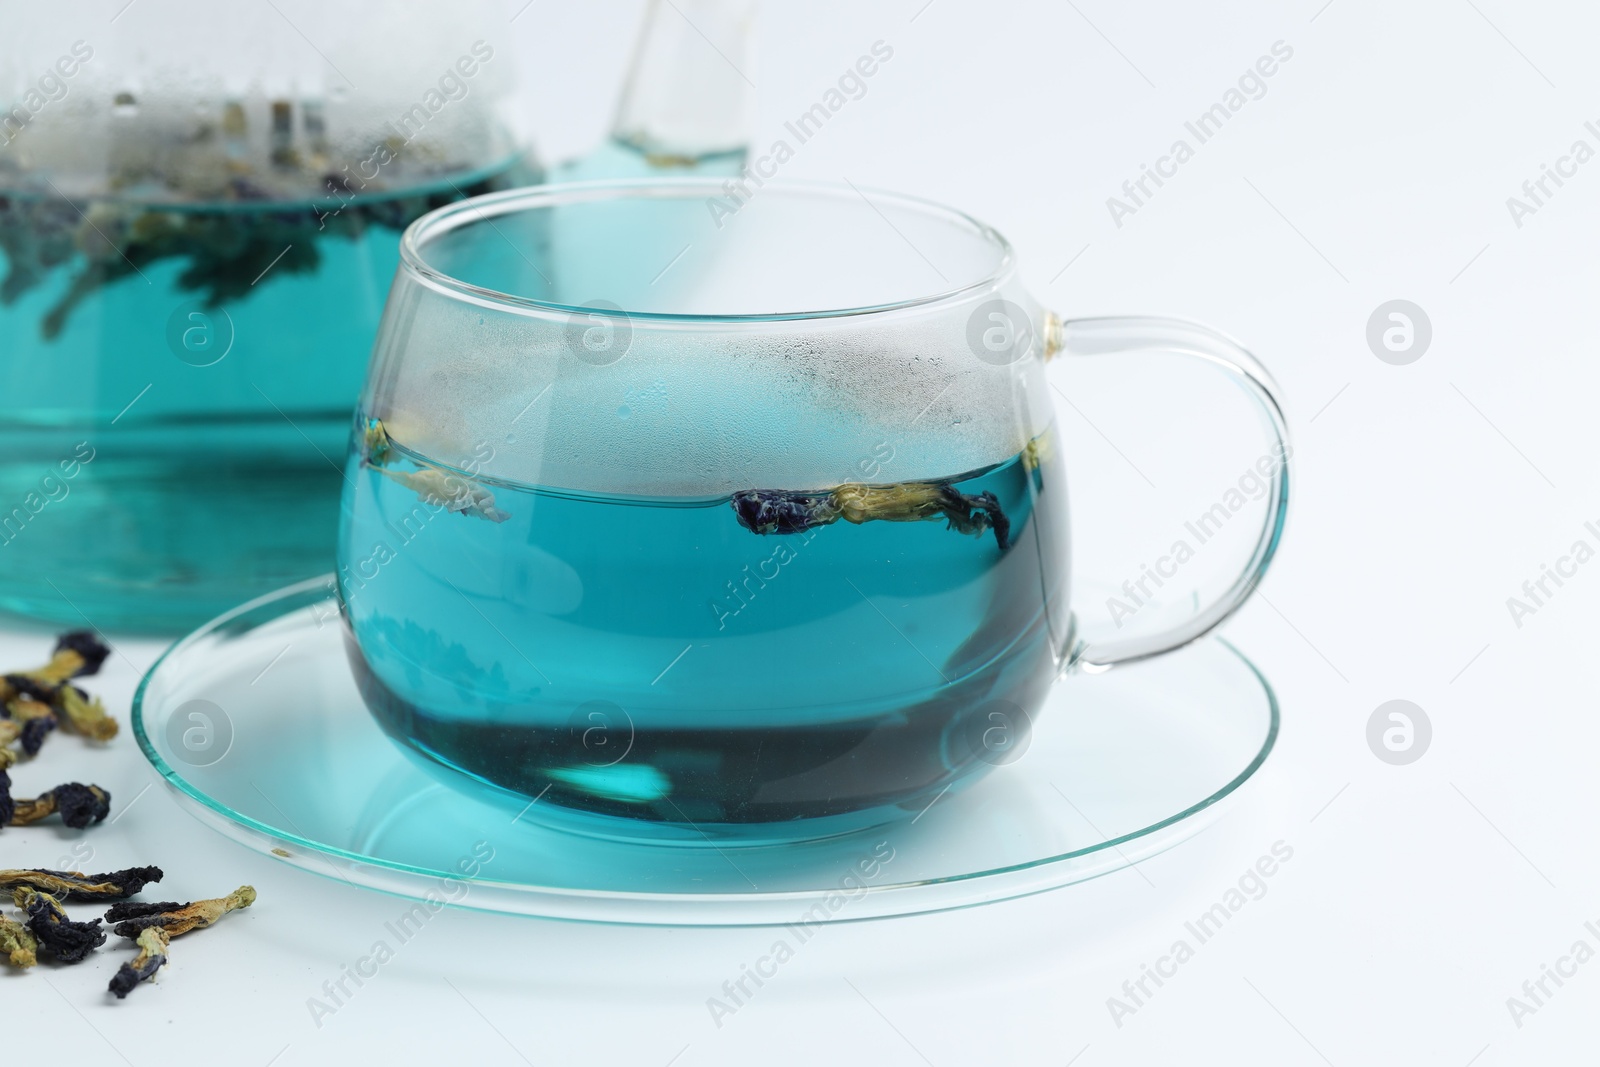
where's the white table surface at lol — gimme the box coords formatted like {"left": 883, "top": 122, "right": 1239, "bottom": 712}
{"left": 7, "top": 1, "right": 1596, "bottom": 1063}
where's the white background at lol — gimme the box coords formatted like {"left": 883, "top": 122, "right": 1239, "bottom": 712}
{"left": 7, "top": 1, "right": 1599, "bottom": 1064}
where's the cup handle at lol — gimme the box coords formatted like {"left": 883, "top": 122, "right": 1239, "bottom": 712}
{"left": 1044, "top": 314, "right": 1291, "bottom": 672}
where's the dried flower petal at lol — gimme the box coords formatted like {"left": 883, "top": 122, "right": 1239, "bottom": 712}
{"left": 0, "top": 867, "right": 164, "bottom": 902}
{"left": 0, "top": 636, "right": 118, "bottom": 742}
{"left": 0, "top": 631, "right": 116, "bottom": 744}
{"left": 1, "top": 682, "right": 117, "bottom": 743}
{"left": 9, "top": 696, "right": 56, "bottom": 722}
{"left": 2, "top": 161, "right": 525, "bottom": 338}
{"left": 53, "top": 631, "right": 111, "bottom": 678}
{"left": 108, "top": 926, "right": 170, "bottom": 999}
{"left": 16, "top": 887, "right": 105, "bottom": 964}
{"left": 732, "top": 482, "right": 1011, "bottom": 549}
{"left": 7, "top": 697, "right": 59, "bottom": 755}
{"left": 729, "top": 489, "right": 835, "bottom": 535}
{"left": 107, "top": 885, "right": 256, "bottom": 939}
{"left": 18, "top": 715, "right": 54, "bottom": 756}
{"left": 376, "top": 466, "right": 511, "bottom": 523}
{"left": 5, "top": 631, "right": 112, "bottom": 693}
{"left": 0, "top": 913, "right": 37, "bottom": 968}
{"left": 361, "top": 417, "right": 510, "bottom": 523}
{"left": 1022, "top": 432, "right": 1052, "bottom": 472}
{"left": 54, "top": 686, "right": 117, "bottom": 742}
{"left": 2, "top": 675, "right": 56, "bottom": 705}
{"left": 0, "top": 770, "right": 12, "bottom": 825}
{"left": 8, "top": 782, "right": 111, "bottom": 829}
{"left": 360, "top": 417, "right": 393, "bottom": 467}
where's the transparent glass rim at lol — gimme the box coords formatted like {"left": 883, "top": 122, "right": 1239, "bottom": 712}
{"left": 397, "top": 177, "right": 1018, "bottom": 324}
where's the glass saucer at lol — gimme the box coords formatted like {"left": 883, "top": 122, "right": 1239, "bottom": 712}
{"left": 132, "top": 577, "right": 1278, "bottom": 925}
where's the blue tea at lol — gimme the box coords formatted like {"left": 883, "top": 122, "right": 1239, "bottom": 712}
{"left": 339, "top": 417, "right": 1070, "bottom": 832}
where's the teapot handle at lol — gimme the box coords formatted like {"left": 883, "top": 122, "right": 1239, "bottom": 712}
{"left": 1045, "top": 314, "right": 1291, "bottom": 672}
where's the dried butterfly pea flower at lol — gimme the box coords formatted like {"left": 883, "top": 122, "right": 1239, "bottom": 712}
{"left": 6, "top": 136, "right": 534, "bottom": 337}
{"left": 15, "top": 887, "right": 105, "bottom": 964}
{"left": 361, "top": 417, "right": 510, "bottom": 523}
{"left": 2, "top": 683, "right": 115, "bottom": 743}
{"left": 0, "top": 648, "right": 116, "bottom": 746}
{"left": 51, "top": 631, "right": 111, "bottom": 678}
{"left": 2, "top": 675, "right": 57, "bottom": 704}
{"left": 2, "top": 632, "right": 112, "bottom": 695}
{"left": 105, "top": 900, "right": 180, "bottom": 928}
{"left": 108, "top": 926, "right": 170, "bottom": 999}
{"left": 107, "top": 885, "right": 256, "bottom": 939}
{"left": 7, "top": 698, "right": 58, "bottom": 755}
{"left": 18, "top": 715, "right": 55, "bottom": 756}
{"left": 0, "top": 769, "right": 13, "bottom": 824}
{"left": 376, "top": 466, "right": 512, "bottom": 523}
{"left": 729, "top": 489, "right": 831, "bottom": 535}
{"left": 732, "top": 482, "right": 1011, "bottom": 550}
{"left": 0, "top": 913, "right": 37, "bottom": 968}
{"left": 54, "top": 685, "right": 117, "bottom": 742}
{"left": 0, "top": 634, "right": 118, "bottom": 743}
{"left": 360, "top": 417, "right": 393, "bottom": 467}
{"left": 4, "top": 148, "right": 524, "bottom": 338}
{"left": 6, "top": 695, "right": 52, "bottom": 720}
{"left": 1022, "top": 432, "right": 1052, "bottom": 473}
{"left": 8, "top": 782, "right": 111, "bottom": 829}
{"left": 0, "top": 867, "right": 164, "bottom": 902}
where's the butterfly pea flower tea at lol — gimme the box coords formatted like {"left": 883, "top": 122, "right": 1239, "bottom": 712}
{"left": 346, "top": 421, "right": 1065, "bottom": 832}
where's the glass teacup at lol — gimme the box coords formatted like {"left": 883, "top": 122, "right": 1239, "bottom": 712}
{"left": 336, "top": 179, "right": 1288, "bottom": 842}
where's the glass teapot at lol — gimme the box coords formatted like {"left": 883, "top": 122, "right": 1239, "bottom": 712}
{"left": 0, "top": 1, "right": 538, "bottom": 631}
